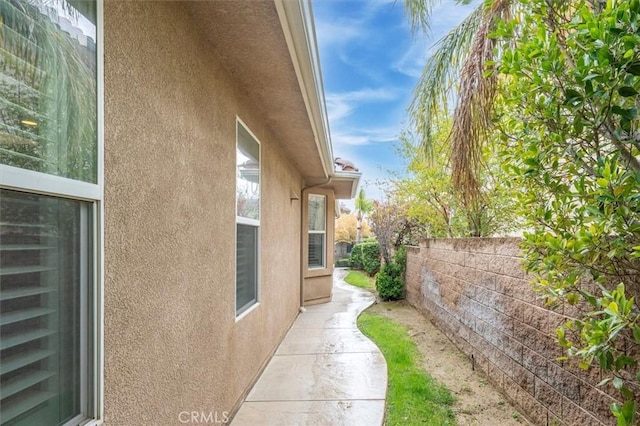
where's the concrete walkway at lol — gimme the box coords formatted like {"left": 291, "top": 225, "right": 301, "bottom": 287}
{"left": 231, "top": 269, "right": 387, "bottom": 425}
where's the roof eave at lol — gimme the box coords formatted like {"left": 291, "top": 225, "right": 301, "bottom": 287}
{"left": 274, "top": 0, "right": 334, "bottom": 181}
{"left": 331, "top": 171, "right": 362, "bottom": 199}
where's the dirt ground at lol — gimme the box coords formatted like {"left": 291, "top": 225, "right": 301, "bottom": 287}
{"left": 366, "top": 300, "right": 530, "bottom": 426}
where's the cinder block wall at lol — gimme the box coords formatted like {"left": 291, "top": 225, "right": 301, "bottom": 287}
{"left": 406, "top": 238, "right": 625, "bottom": 426}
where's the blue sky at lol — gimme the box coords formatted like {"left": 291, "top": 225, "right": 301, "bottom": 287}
{"left": 313, "top": 0, "right": 479, "bottom": 206}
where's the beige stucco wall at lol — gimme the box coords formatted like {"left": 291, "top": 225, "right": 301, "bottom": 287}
{"left": 104, "top": 2, "right": 303, "bottom": 424}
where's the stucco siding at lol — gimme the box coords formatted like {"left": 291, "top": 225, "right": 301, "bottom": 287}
{"left": 104, "top": 2, "right": 303, "bottom": 424}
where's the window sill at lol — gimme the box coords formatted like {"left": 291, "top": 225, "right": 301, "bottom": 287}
{"left": 67, "top": 415, "right": 102, "bottom": 426}
{"left": 235, "top": 302, "right": 260, "bottom": 323}
{"left": 304, "top": 266, "right": 333, "bottom": 278}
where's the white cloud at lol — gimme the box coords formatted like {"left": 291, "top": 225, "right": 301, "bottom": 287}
{"left": 315, "top": 19, "right": 361, "bottom": 49}
{"left": 315, "top": 0, "right": 400, "bottom": 51}
{"left": 325, "top": 87, "right": 398, "bottom": 122}
{"left": 331, "top": 126, "right": 397, "bottom": 146}
{"left": 393, "top": 36, "right": 430, "bottom": 78}
{"left": 330, "top": 87, "right": 397, "bottom": 102}
{"left": 430, "top": 0, "right": 480, "bottom": 27}
{"left": 325, "top": 97, "right": 354, "bottom": 122}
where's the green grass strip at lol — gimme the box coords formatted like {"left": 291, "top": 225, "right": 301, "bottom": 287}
{"left": 358, "top": 312, "right": 456, "bottom": 425}
{"left": 344, "top": 270, "right": 375, "bottom": 291}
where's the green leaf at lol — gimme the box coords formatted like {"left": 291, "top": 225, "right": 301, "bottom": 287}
{"left": 528, "top": 49, "right": 542, "bottom": 59}
{"left": 579, "top": 290, "right": 598, "bottom": 307}
{"left": 600, "top": 351, "right": 614, "bottom": 370}
{"left": 611, "top": 402, "right": 621, "bottom": 416}
{"left": 565, "top": 89, "right": 583, "bottom": 104}
{"left": 620, "top": 386, "right": 634, "bottom": 400}
{"left": 611, "top": 105, "right": 635, "bottom": 119}
{"left": 618, "top": 86, "right": 639, "bottom": 97}
{"left": 614, "top": 186, "right": 624, "bottom": 197}
{"left": 633, "top": 326, "right": 640, "bottom": 343}
{"left": 617, "top": 356, "right": 637, "bottom": 370}
{"left": 573, "top": 118, "right": 584, "bottom": 134}
{"left": 567, "top": 293, "right": 579, "bottom": 304}
{"left": 619, "top": 400, "right": 637, "bottom": 425}
{"left": 627, "top": 62, "right": 640, "bottom": 75}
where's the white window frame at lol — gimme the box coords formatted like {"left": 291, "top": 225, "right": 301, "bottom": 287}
{"left": 0, "top": 0, "right": 104, "bottom": 424}
{"left": 307, "top": 194, "right": 326, "bottom": 270}
{"left": 235, "top": 118, "right": 261, "bottom": 320}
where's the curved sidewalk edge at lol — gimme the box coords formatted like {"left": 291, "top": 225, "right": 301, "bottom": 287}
{"left": 231, "top": 269, "right": 387, "bottom": 425}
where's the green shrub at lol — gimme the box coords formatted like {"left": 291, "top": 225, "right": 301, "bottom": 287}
{"left": 495, "top": 1, "right": 640, "bottom": 417}
{"left": 376, "top": 246, "right": 407, "bottom": 301}
{"left": 394, "top": 245, "right": 407, "bottom": 275}
{"left": 349, "top": 244, "right": 363, "bottom": 269}
{"left": 360, "top": 241, "right": 380, "bottom": 276}
{"left": 376, "top": 263, "right": 403, "bottom": 300}
{"left": 349, "top": 241, "right": 380, "bottom": 275}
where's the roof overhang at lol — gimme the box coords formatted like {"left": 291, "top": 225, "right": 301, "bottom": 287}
{"left": 276, "top": 0, "right": 361, "bottom": 199}
{"left": 186, "top": 0, "right": 360, "bottom": 199}
{"left": 274, "top": 0, "right": 333, "bottom": 182}
{"left": 325, "top": 171, "right": 362, "bottom": 200}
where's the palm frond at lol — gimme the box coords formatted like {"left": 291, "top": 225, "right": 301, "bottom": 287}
{"left": 355, "top": 188, "right": 373, "bottom": 214}
{"left": 408, "top": 0, "right": 513, "bottom": 200}
{"left": 450, "top": 0, "right": 511, "bottom": 201}
{"left": 403, "top": 0, "right": 445, "bottom": 33}
{"left": 409, "top": 4, "right": 485, "bottom": 158}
